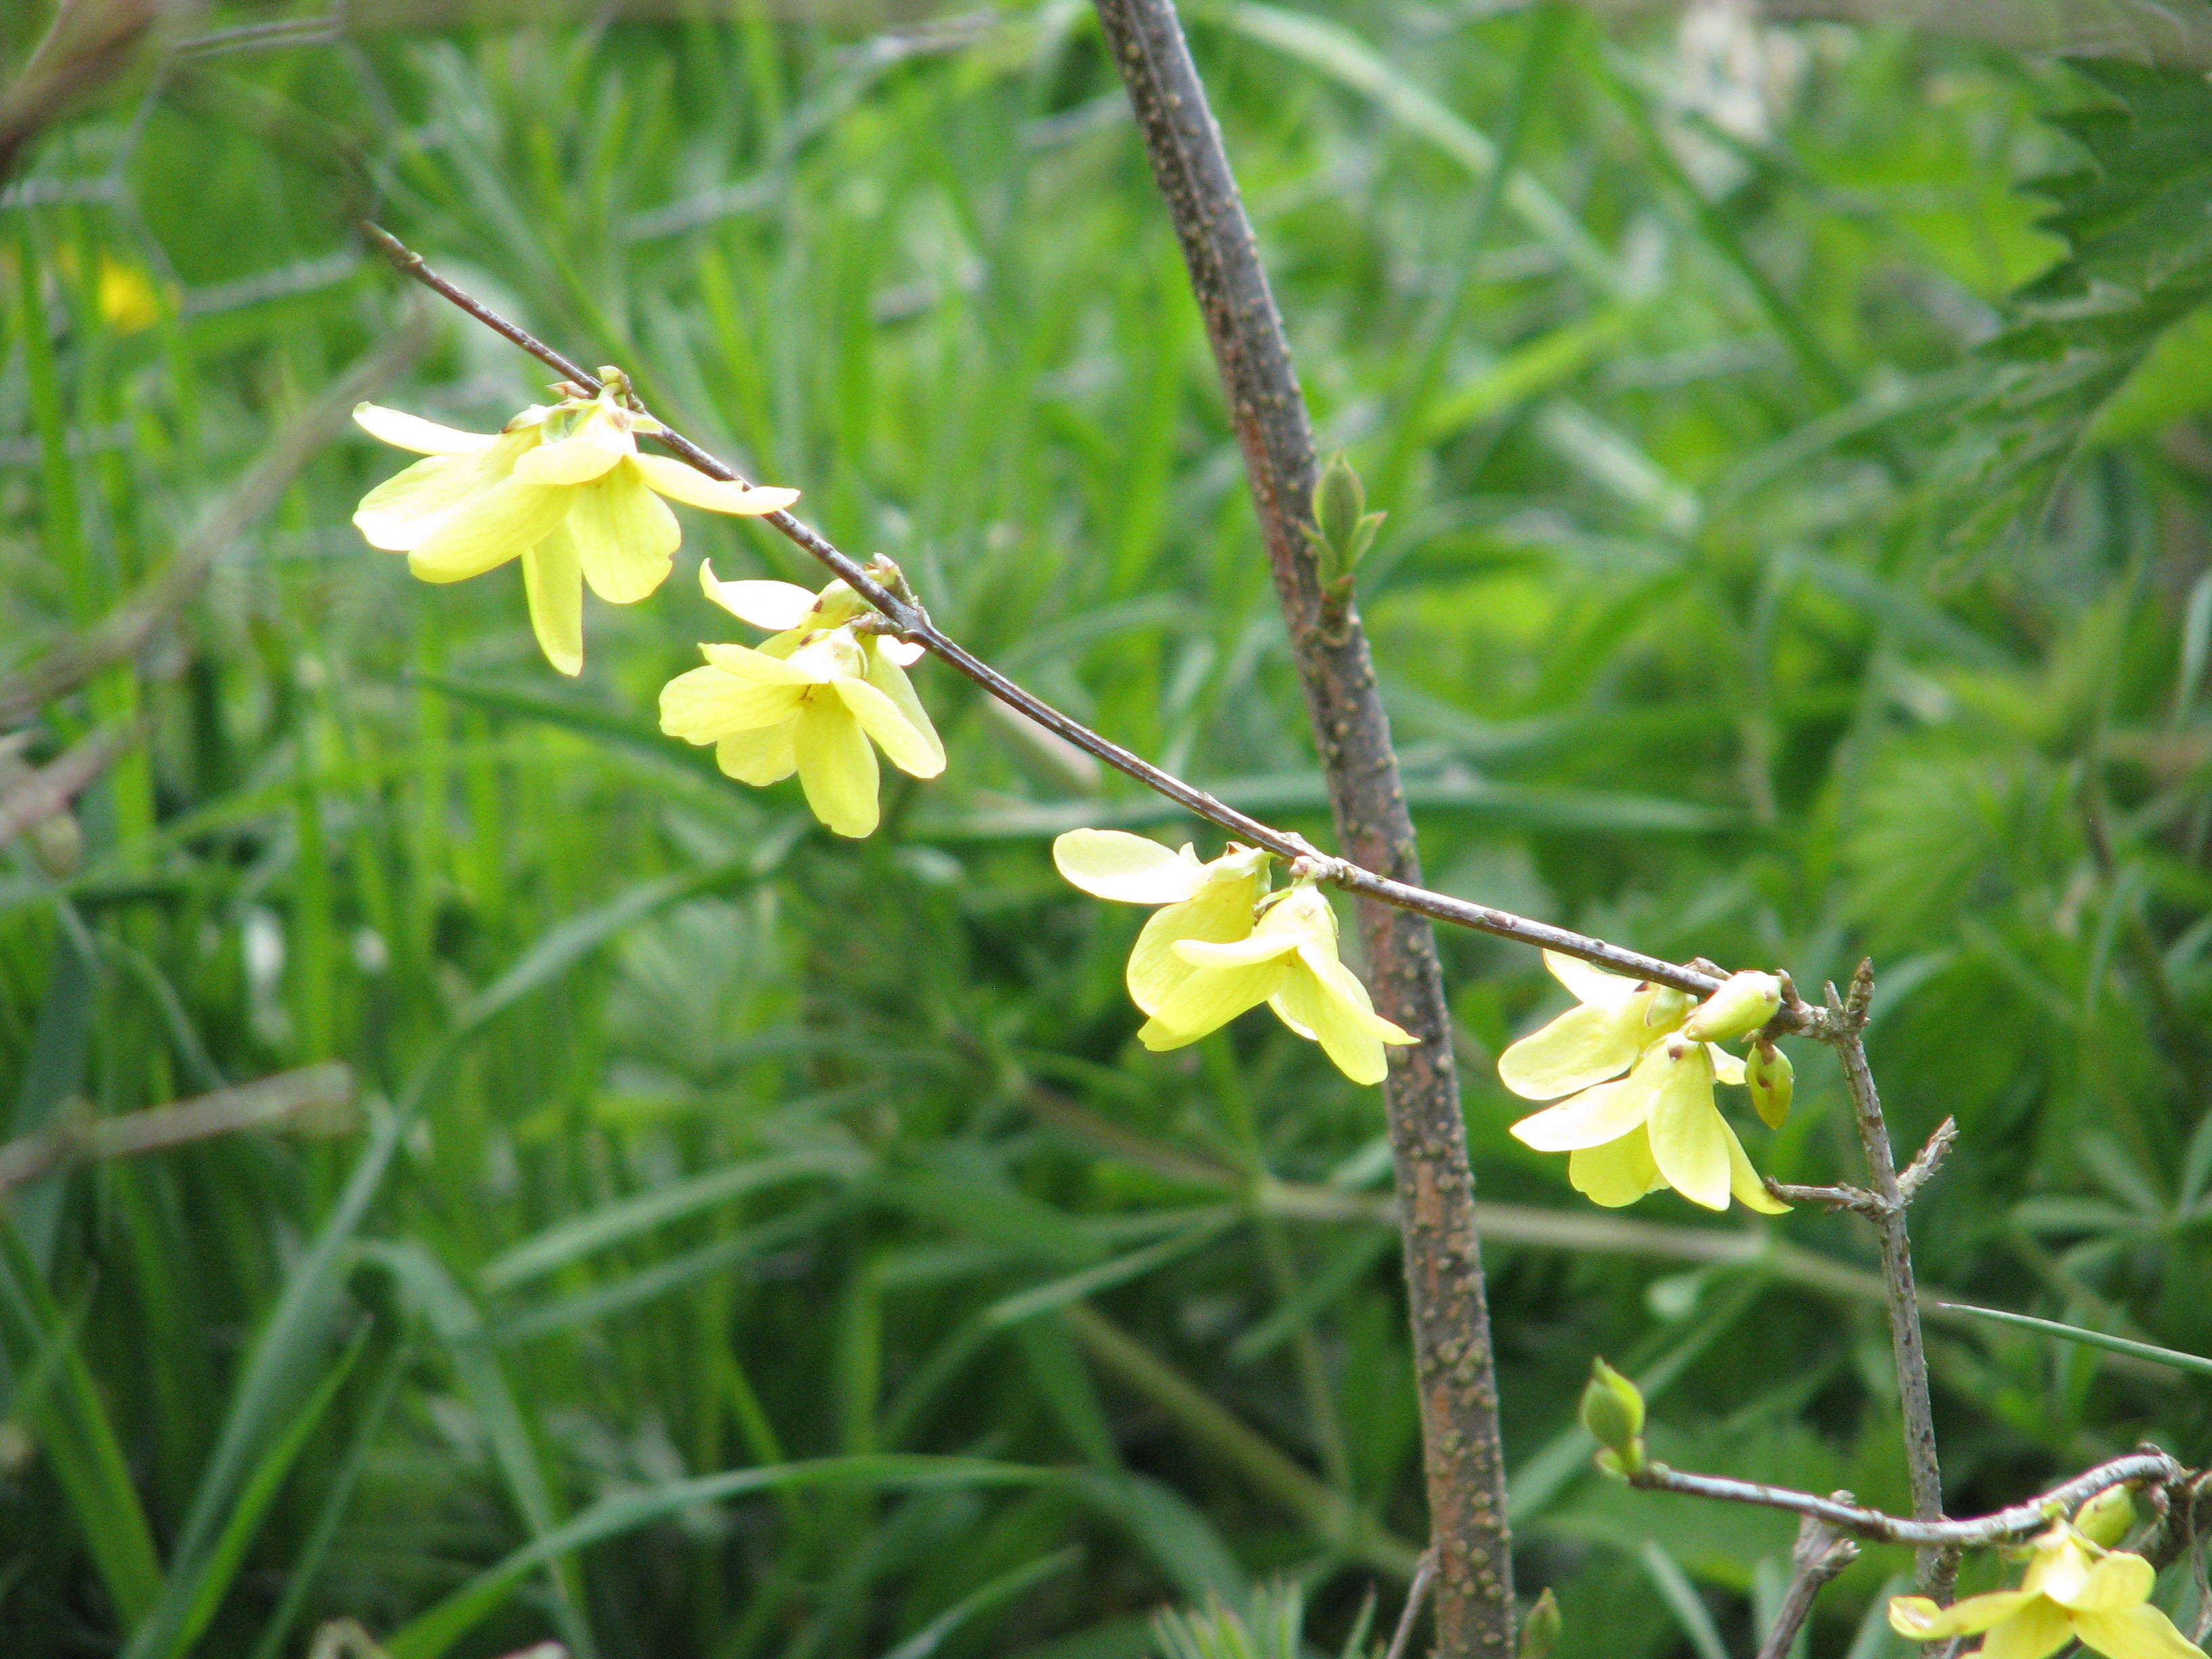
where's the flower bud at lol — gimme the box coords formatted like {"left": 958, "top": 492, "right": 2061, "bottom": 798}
{"left": 1310, "top": 453, "right": 1385, "bottom": 586}
{"left": 1683, "top": 971, "right": 1782, "bottom": 1042}
{"left": 1746, "top": 1040, "right": 1793, "bottom": 1129}
{"left": 2075, "top": 1486, "right": 2135, "bottom": 1548}
{"left": 1518, "top": 1589, "right": 1561, "bottom": 1659}
{"left": 1580, "top": 1358, "right": 1647, "bottom": 1475}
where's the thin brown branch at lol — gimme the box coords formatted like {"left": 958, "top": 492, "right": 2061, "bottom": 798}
{"left": 1757, "top": 1510, "right": 1859, "bottom": 1659}
{"left": 1898, "top": 1117, "right": 1959, "bottom": 1206}
{"left": 1384, "top": 1551, "right": 1439, "bottom": 1659}
{"left": 0, "top": 1063, "right": 355, "bottom": 1195}
{"left": 354, "top": 221, "right": 1823, "bottom": 1031}
{"left": 1820, "top": 965, "right": 1947, "bottom": 1592}
{"left": 1626, "top": 1450, "right": 2187, "bottom": 1547}
{"left": 0, "top": 720, "right": 134, "bottom": 846}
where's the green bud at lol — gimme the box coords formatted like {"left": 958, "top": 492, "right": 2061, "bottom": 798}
{"left": 1518, "top": 1589, "right": 1561, "bottom": 1659}
{"left": 1580, "top": 1358, "right": 1647, "bottom": 1474}
{"left": 1746, "top": 1040, "right": 1793, "bottom": 1130}
{"left": 1315, "top": 453, "right": 1366, "bottom": 557}
{"left": 1683, "top": 970, "right": 1783, "bottom": 1042}
{"left": 1311, "top": 454, "right": 1386, "bottom": 588}
{"left": 2075, "top": 1486, "right": 2135, "bottom": 1548}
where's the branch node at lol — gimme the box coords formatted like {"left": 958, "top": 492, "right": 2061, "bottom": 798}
{"left": 1897, "top": 1118, "right": 1959, "bottom": 1206}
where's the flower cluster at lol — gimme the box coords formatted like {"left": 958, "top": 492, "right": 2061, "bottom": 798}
{"left": 1500, "top": 955, "right": 1788, "bottom": 1213}
{"left": 659, "top": 566, "right": 944, "bottom": 838}
{"left": 352, "top": 376, "right": 796, "bottom": 676}
{"left": 1889, "top": 1519, "right": 2205, "bottom": 1659}
{"left": 1052, "top": 830, "right": 1413, "bottom": 1085}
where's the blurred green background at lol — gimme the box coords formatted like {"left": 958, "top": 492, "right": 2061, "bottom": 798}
{"left": 5, "top": 0, "right": 2211, "bottom": 1655}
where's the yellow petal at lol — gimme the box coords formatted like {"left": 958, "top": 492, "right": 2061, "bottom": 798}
{"left": 523, "top": 526, "right": 583, "bottom": 677}
{"left": 1544, "top": 949, "right": 1639, "bottom": 1007}
{"left": 1511, "top": 1076, "right": 1652, "bottom": 1153}
{"left": 353, "top": 454, "right": 480, "bottom": 551}
{"left": 567, "top": 462, "right": 679, "bottom": 603}
{"left": 1498, "top": 1002, "right": 1649, "bottom": 1101}
{"left": 834, "top": 676, "right": 944, "bottom": 779}
{"left": 863, "top": 644, "right": 945, "bottom": 773}
{"left": 2028, "top": 1536, "right": 2099, "bottom": 1605}
{"left": 1127, "top": 877, "right": 1261, "bottom": 1015}
{"left": 1644, "top": 1042, "right": 1731, "bottom": 1210}
{"left": 1889, "top": 1593, "right": 2041, "bottom": 1642}
{"left": 701, "top": 564, "right": 818, "bottom": 629}
{"left": 2062, "top": 1555, "right": 2157, "bottom": 1616}
{"left": 1273, "top": 959, "right": 1398, "bottom": 1084}
{"left": 407, "top": 476, "right": 569, "bottom": 583}
{"left": 1710, "top": 1045, "right": 1747, "bottom": 1086}
{"left": 1299, "top": 945, "right": 1416, "bottom": 1044}
{"left": 658, "top": 665, "right": 806, "bottom": 743}
{"left": 1568, "top": 1126, "right": 1666, "bottom": 1207}
{"left": 1139, "top": 958, "right": 1289, "bottom": 1049}
{"left": 701, "top": 642, "right": 820, "bottom": 685}
{"left": 632, "top": 452, "right": 799, "bottom": 515}
{"left": 716, "top": 720, "right": 800, "bottom": 785}
{"left": 1054, "top": 830, "right": 1209, "bottom": 905}
{"left": 2074, "top": 1604, "right": 2209, "bottom": 1659}
{"left": 1980, "top": 1599, "right": 2080, "bottom": 1659}
{"left": 353, "top": 403, "right": 495, "bottom": 455}
{"left": 1723, "top": 1118, "right": 1789, "bottom": 1214}
{"left": 794, "top": 698, "right": 880, "bottom": 837}
{"left": 1179, "top": 933, "right": 1301, "bottom": 969}
{"left": 513, "top": 412, "right": 630, "bottom": 485}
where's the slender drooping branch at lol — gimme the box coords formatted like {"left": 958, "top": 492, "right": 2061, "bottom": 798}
{"left": 1757, "top": 1513, "right": 1858, "bottom": 1659}
{"left": 1082, "top": 0, "right": 1517, "bottom": 1643}
{"left": 1812, "top": 965, "right": 1948, "bottom": 1591}
{"left": 1629, "top": 1450, "right": 2187, "bottom": 1548}
{"left": 354, "top": 224, "right": 1826, "bottom": 1034}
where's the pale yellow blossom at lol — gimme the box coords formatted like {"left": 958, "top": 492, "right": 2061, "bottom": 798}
{"left": 1511, "top": 1033, "right": 1786, "bottom": 1214}
{"left": 659, "top": 563, "right": 943, "bottom": 838}
{"left": 1143, "top": 883, "right": 1414, "bottom": 1086}
{"left": 1052, "top": 830, "right": 1273, "bottom": 1019}
{"left": 1498, "top": 951, "right": 1694, "bottom": 1101}
{"left": 1889, "top": 1523, "right": 2203, "bottom": 1659}
{"left": 350, "top": 380, "right": 796, "bottom": 675}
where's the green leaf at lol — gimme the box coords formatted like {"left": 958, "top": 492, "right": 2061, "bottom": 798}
{"left": 1937, "top": 1302, "right": 2212, "bottom": 1376}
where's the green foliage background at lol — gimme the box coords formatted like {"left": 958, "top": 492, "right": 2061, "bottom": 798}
{"left": 3, "top": 1, "right": 2211, "bottom": 1655}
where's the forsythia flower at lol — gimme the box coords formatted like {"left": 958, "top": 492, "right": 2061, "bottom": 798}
{"left": 1502, "top": 951, "right": 1785, "bottom": 1213}
{"left": 1053, "top": 829, "right": 1274, "bottom": 1020}
{"left": 351, "top": 376, "right": 797, "bottom": 676}
{"left": 1889, "top": 1522, "right": 2205, "bottom": 1659}
{"left": 1053, "top": 832, "right": 1413, "bottom": 1083}
{"left": 1151, "top": 884, "right": 1415, "bottom": 1084}
{"left": 1511, "top": 1032, "right": 1785, "bottom": 1212}
{"left": 659, "top": 564, "right": 943, "bottom": 838}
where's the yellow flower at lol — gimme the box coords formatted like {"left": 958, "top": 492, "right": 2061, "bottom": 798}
{"left": 1889, "top": 1523, "right": 2205, "bottom": 1659}
{"left": 1498, "top": 951, "right": 1694, "bottom": 1102}
{"left": 659, "top": 563, "right": 943, "bottom": 838}
{"left": 1146, "top": 882, "right": 1415, "bottom": 1086}
{"left": 1053, "top": 829, "right": 1275, "bottom": 1018}
{"left": 350, "top": 381, "right": 797, "bottom": 676}
{"left": 1510, "top": 1033, "right": 1787, "bottom": 1213}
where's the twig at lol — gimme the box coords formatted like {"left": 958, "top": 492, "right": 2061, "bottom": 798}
{"left": 1626, "top": 1449, "right": 2187, "bottom": 1547}
{"left": 0, "top": 1063, "right": 355, "bottom": 1194}
{"left": 1079, "top": 0, "right": 1522, "bottom": 1643}
{"left": 1757, "top": 1510, "right": 1859, "bottom": 1659}
{"left": 1384, "top": 1551, "right": 1439, "bottom": 1659}
{"left": 1818, "top": 965, "right": 1948, "bottom": 1592}
{"left": 0, "top": 720, "right": 135, "bottom": 844}
{"left": 355, "top": 221, "right": 1826, "bottom": 1032}
{"left": 1897, "top": 1118, "right": 1958, "bottom": 1206}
